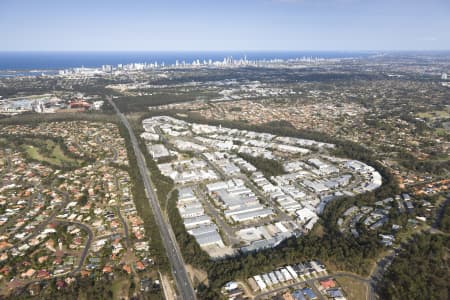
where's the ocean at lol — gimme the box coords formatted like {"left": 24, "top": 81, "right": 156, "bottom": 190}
{"left": 0, "top": 51, "right": 372, "bottom": 71}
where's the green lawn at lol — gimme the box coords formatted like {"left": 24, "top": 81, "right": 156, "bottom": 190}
{"left": 435, "top": 128, "right": 449, "bottom": 136}
{"left": 417, "top": 110, "right": 450, "bottom": 119}
{"left": 336, "top": 276, "right": 368, "bottom": 300}
{"left": 111, "top": 278, "right": 130, "bottom": 300}
{"left": 23, "top": 139, "right": 81, "bottom": 168}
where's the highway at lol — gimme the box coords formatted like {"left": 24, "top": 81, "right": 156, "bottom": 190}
{"left": 108, "top": 97, "right": 196, "bottom": 300}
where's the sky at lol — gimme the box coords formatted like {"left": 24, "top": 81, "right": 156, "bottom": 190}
{"left": 1, "top": 0, "right": 450, "bottom": 51}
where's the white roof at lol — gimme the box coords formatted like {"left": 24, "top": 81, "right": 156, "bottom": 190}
{"left": 296, "top": 207, "right": 317, "bottom": 222}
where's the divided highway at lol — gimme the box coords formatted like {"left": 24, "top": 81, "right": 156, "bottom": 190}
{"left": 108, "top": 97, "right": 196, "bottom": 300}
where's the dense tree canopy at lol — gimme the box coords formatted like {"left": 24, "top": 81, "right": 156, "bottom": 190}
{"left": 237, "top": 153, "right": 285, "bottom": 177}
{"left": 380, "top": 234, "right": 449, "bottom": 300}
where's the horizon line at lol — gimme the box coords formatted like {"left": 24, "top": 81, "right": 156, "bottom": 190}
{"left": 1, "top": 49, "right": 450, "bottom": 53}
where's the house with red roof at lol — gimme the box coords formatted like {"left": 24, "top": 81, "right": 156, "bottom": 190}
{"left": 319, "top": 278, "right": 336, "bottom": 289}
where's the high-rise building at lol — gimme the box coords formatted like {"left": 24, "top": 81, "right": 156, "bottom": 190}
{"left": 442, "top": 73, "right": 448, "bottom": 80}
{"left": 102, "top": 65, "right": 112, "bottom": 72}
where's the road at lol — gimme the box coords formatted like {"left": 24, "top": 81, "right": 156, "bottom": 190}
{"left": 432, "top": 194, "right": 450, "bottom": 230}
{"left": 368, "top": 193, "right": 450, "bottom": 298}
{"left": 13, "top": 188, "right": 71, "bottom": 248}
{"left": 53, "top": 219, "right": 94, "bottom": 274}
{"left": 16, "top": 219, "right": 93, "bottom": 295}
{"left": 199, "top": 152, "right": 291, "bottom": 225}
{"left": 368, "top": 250, "right": 395, "bottom": 299}
{"left": 108, "top": 97, "right": 196, "bottom": 300}
{"left": 192, "top": 184, "right": 240, "bottom": 246}
{"left": 114, "top": 174, "right": 131, "bottom": 247}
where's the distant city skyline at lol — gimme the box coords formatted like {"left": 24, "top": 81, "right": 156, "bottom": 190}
{"left": 1, "top": 0, "right": 450, "bottom": 51}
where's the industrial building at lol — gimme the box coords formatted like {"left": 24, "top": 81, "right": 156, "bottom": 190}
{"left": 177, "top": 187, "right": 226, "bottom": 250}
{"left": 147, "top": 144, "right": 170, "bottom": 159}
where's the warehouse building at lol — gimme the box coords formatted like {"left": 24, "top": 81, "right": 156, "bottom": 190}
{"left": 183, "top": 215, "right": 212, "bottom": 229}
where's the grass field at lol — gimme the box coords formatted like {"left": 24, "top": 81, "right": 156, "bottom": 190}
{"left": 111, "top": 278, "right": 131, "bottom": 300}
{"left": 0, "top": 138, "right": 7, "bottom": 170}
{"left": 336, "top": 276, "right": 368, "bottom": 300}
{"left": 435, "top": 128, "right": 449, "bottom": 136}
{"left": 417, "top": 110, "right": 450, "bottom": 119}
{"left": 23, "top": 139, "right": 81, "bottom": 168}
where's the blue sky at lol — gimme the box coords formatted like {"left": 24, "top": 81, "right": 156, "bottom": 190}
{"left": 1, "top": 0, "right": 449, "bottom": 51}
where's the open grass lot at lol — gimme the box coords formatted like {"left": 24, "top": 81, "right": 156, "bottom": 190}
{"left": 77, "top": 291, "right": 88, "bottom": 300}
{"left": 186, "top": 264, "right": 209, "bottom": 287}
{"left": 435, "top": 127, "right": 449, "bottom": 136}
{"left": 416, "top": 110, "right": 450, "bottom": 119}
{"left": 336, "top": 276, "right": 368, "bottom": 300}
{"left": 0, "top": 138, "right": 6, "bottom": 170}
{"left": 111, "top": 278, "right": 131, "bottom": 300}
{"left": 1, "top": 135, "right": 84, "bottom": 170}
{"left": 22, "top": 138, "right": 82, "bottom": 168}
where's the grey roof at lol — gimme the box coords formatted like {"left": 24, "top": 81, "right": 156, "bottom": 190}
{"left": 224, "top": 204, "right": 264, "bottom": 216}
{"left": 188, "top": 224, "right": 218, "bottom": 236}
{"left": 231, "top": 208, "right": 273, "bottom": 222}
{"left": 194, "top": 231, "right": 223, "bottom": 246}
{"left": 183, "top": 215, "right": 211, "bottom": 226}
{"left": 241, "top": 239, "right": 274, "bottom": 253}
{"left": 178, "top": 187, "right": 197, "bottom": 201}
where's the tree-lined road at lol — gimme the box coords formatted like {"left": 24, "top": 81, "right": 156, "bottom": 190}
{"left": 108, "top": 97, "right": 196, "bottom": 300}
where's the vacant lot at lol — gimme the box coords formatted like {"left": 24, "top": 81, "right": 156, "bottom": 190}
{"left": 336, "top": 276, "right": 368, "bottom": 300}
{"left": 23, "top": 139, "right": 82, "bottom": 168}
{"left": 417, "top": 110, "right": 450, "bottom": 119}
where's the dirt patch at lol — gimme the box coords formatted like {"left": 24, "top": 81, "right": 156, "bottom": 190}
{"left": 311, "top": 223, "right": 325, "bottom": 237}
{"left": 111, "top": 278, "right": 131, "bottom": 300}
{"left": 237, "top": 280, "right": 255, "bottom": 299}
{"left": 160, "top": 273, "right": 177, "bottom": 300}
{"left": 185, "top": 264, "right": 209, "bottom": 286}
